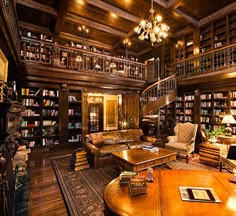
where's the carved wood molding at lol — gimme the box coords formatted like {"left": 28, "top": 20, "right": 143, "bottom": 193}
{"left": 85, "top": 0, "right": 140, "bottom": 23}
{"left": 138, "top": 47, "right": 153, "bottom": 56}
{"left": 16, "top": 0, "right": 57, "bottom": 16}
{"left": 153, "top": 0, "right": 168, "bottom": 8}
{"left": 153, "top": 0, "right": 176, "bottom": 8}
{"left": 65, "top": 13, "right": 127, "bottom": 37}
{"left": 199, "top": 2, "right": 236, "bottom": 26}
{"left": 54, "top": 0, "right": 71, "bottom": 35}
{"left": 19, "top": 21, "right": 53, "bottom": 35}
{"left": 59, "top": 32, "right": 112, "bottom": 50}
{"left": 22, "top": 65, "right": 146, "bottom": 91}
{"left": 167, "top": 0, "right": 177, "bottom": 8}
{"left": 174, "top": 26, "right": 193, "bottom": 37}
{"left": 174, "top": 8, "right": 199, "bottom": 26}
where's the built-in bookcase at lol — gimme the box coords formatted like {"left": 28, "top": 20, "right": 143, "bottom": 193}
{"left": 20, "top": 86, "right": 60, "bottom": 148}
{"left": 212, "top": 91, "right": 228, "bottom": 130}
{"left": 68, "top": 89, "right": 83, "bottom": 145}
{"left": 175, "top": 96, "right": 184, "bottom": 123}
{"left": 21, "top": 87, "right": 41, "bottom": 147}
{"left": 184, "top": 94, "right": 194, "bottom": 122}
{"left": 230, "top": 90, "right": 236, "bottom": 134}
{"left": 42, "top": 88, "right": 59, "bottom": 146}
{"left": 200, "top": 93, "right": 212, "bottom": 131}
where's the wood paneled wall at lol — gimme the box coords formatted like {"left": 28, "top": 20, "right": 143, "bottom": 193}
{"left": 122, "top": 93, "right": 140, "bottom": 129}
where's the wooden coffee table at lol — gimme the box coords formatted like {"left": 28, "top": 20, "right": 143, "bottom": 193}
{"left": 104, "top": 170, "right": 236, "bottom": 216}
{"left": 112, "top": 148, "right": 176, "bottom": 171}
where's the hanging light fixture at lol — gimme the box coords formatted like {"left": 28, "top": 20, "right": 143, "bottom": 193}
{"left": 134, "top": 0, "right": 169, "bottom": 46}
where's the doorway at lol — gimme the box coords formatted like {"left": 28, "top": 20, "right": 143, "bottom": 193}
{"left": 88, "top": 103, "right": 103, "bottom": 133}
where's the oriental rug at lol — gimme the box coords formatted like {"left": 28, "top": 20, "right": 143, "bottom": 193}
{"left": 51, "top": 154, "right": 217, "bottom": 216}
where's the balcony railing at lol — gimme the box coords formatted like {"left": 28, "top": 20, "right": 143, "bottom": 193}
{"left": 19, "top": 38, "right": 146, "bottom": 80}
{"left": 170, "top": 43, "right": 236, "bottom": 78}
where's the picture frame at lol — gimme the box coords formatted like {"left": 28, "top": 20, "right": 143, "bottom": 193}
{"left": 0, "top": 49, "right": 8, "bottom": 83}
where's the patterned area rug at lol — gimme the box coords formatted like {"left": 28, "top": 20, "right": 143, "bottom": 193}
{"left": 51, "top": 154, "right": 218, "bottom": 216}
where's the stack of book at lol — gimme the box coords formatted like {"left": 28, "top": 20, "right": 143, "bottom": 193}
{"left": 71, "top": 149, "right": 89, "bottom": 171}
{"left": 119, "top": 171, "right": 138, "bottom": 184}
{"left": 143, "top": 145, "right": 159, "bottom": 152}
{"left": 142, "top": 145, "right": 154, "bottom": 150}
{"left": 128, "top": 178, "right": 147, "bottom": 195}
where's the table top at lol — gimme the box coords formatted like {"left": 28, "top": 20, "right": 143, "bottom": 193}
{"left": 104, "top": 170, "right": 236, "bottom": 216}
{"left": 112, "top": 148, "right": 176, "bottom": 165}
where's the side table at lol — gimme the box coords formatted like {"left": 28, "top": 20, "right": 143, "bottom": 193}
{"left": 219, "top": 155, "right": 236, "bottom": 172}
{"left": 199, "top": 142, "right": 228, "bottom": 167}
{"left": 217, "top": 135, "right": 236, "bottom": 148}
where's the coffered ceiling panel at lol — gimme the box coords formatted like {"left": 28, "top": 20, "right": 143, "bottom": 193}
{"left": 16, "top": 0, "right": 236, "bottom": 57}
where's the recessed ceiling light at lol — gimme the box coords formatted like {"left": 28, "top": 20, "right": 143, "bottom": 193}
{"left": 77, "top": 0, "right": 85, "bottom": 5}
{"left": 110, "top": 12, "right": 118, "bottom": 18}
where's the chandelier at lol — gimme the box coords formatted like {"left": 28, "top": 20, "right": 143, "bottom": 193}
{"left": 134, "top": 0, "right": 169, "bottom": 46}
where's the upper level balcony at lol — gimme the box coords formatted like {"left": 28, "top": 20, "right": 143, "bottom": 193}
{"left": 19, "top": 37, "right": 236, "bottom": 87}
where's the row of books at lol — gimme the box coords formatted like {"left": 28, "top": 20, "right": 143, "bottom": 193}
{"left": 43, "top": 99, "right": 58, "bottom": 107}
{"left": 43, "top": 120, "right": 57, "bottom": 126}
{"left": 22, "top": 98, "right": 39, "bottom": 107}
{"left": 23, "top": 109, "right": 40, "bottom": 117}
{"left": 21, "top": 88, "right": 40, "bottom": 96}
{"left": 68, "top": 95, "right": 81, "bottom": 102}
{"left": 22, "top": 121, "right": 39, "bottom": 127}
{"left": 43, "top": 89, "right": 59, "bottom": 97}
{"left": 42, "top": 109, "right": 58, "bottom": 116}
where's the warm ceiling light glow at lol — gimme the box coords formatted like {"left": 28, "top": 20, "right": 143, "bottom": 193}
{"left": 110, "top": 12, "right": 118, "bottom": 18}
{"left": 123, "top": 38, "right": 131, "bottom": 47}
{"left": 76, "top": 0, "right": 85, "bottom": 5}
{"left": 78, "top": 25, "right": 89, "bottom": 34}
{"left": 124, "top": 0, "right": 132, "bottom": 4}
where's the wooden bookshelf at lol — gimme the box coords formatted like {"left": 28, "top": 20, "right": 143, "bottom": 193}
{"left": 68, "top": 89, "right": 83, "bottom": 146}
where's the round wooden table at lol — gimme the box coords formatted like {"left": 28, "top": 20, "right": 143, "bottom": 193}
{"left": 104, "top": 170, "right": 236, "bottom": 216}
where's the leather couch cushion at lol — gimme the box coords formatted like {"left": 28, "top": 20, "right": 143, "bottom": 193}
{"left": 119, "top": 129, "right": 143, "bottom": 143}
{"left": 90, "top": 133, "right": 104, "bottom": 147}
{"left": 102, "top": 131, "right": 121, "bottom": 144}
{"left": 128, "top": 140, "right": 152, "bottom": 149}
{"left": 99, "top": 144, "right": 128, "bottom": 156}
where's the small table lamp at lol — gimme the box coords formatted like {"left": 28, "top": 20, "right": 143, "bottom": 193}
{"left": 221, "top": 114, "right": 236, "bottom": 136}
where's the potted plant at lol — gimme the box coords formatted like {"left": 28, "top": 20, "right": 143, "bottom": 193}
{"left": 207, "top": 126, "right": 225, "bottom": 143}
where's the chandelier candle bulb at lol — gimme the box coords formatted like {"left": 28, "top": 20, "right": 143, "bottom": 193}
{"left": 134, "top": 0, "right": 169, "bottom": 45}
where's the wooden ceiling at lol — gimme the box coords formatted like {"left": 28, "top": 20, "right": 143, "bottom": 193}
{"left": 16, "top": 0, "right": 236, "bottom": 57}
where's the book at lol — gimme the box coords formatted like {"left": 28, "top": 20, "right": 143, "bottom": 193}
{"left": 128, "top": 178, "right": 147, "bottom": 195}
{"left": 72, "top": 150, "right": 86, "bottom": 157}
{"left": 71, "top": 157, "right": 88, "bottom": 165}
{"left": 73, "top": 160, "right": 89, "bottom": 167}
{"left": 74, "top": 164, "right": 90, "bottom": 171}
{"left": 119, "top": 171, "right": 138, "bottom": 184}
{"left": 179, "top": 186, "right": 221, "bottom": 203}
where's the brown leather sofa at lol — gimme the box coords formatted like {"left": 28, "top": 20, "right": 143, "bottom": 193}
{"left": 83, "top": 129, "right": 157, "bottom": 168}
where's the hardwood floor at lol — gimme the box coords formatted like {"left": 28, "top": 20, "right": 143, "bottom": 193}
{"left": 26, "top": 144, "right": 78, "bottom": 216}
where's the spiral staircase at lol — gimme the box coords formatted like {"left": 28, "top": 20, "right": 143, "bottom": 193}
{"left": 141, "top": 61, "right": 177, "bottom": 137}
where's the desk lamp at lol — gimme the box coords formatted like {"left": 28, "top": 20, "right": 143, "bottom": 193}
{"left": 221, "top": 114, "right": 236, "bottom": 136}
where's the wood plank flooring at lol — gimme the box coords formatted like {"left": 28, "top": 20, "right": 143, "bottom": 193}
{"left": 27, "top": 144, "right": 77, "bottom": 216}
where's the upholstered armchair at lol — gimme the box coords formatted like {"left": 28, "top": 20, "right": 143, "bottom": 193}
{"left": 165, "top": 122, "right": 198, "bottom": 163}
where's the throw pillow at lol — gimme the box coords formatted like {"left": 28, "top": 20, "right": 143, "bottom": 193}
{"left": 90, "top": 133, "right": 104, "bottom": 147}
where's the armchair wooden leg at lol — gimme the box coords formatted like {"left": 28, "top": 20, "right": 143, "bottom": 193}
{"left": 186, "top": 155, "right": 189, "bottom": 163}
